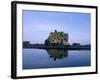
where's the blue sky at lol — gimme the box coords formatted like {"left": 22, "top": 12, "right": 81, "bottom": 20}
{"left": 23, "top": 10, "right": 90, "bottom": 45}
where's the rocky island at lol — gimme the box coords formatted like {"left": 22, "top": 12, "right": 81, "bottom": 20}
{"left": 45, "top": 30, "right": 68, "bottom": 46}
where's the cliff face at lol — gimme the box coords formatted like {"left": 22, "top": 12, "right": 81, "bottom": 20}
{"left": 45, "top": 30, "right": 68, "bottom": 46}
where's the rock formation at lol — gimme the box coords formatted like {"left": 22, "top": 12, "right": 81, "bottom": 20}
{"left": 45, "top": 30, "right": 68, "bottom": 46}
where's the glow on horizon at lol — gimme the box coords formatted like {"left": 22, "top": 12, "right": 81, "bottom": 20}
{"left": 23, "top": 10, "right": 91, "bottom": 45}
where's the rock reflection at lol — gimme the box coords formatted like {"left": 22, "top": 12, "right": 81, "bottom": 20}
{"left": 46, "top": 49, "right": 68, "bottom": 61}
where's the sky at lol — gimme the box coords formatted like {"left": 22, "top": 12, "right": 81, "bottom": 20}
{"left": 23, "top": 10, "right": 91, "bottom": 45}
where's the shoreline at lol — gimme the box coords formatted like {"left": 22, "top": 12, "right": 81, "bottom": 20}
{"left": 23, "top": 45, "right": 90, "bottom": 50}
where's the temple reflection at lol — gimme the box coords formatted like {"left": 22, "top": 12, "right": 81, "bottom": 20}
{"left": 46, "top": 49, "right": 68, "bottom": 61}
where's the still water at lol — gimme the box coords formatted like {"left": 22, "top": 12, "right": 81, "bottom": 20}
{"left": 23, "top": 49, "right": 90, "bottom": 69}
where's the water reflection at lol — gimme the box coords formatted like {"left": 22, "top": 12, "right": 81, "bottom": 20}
{"left": 46, "top": 49, "right": 68, "bottom": 61}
